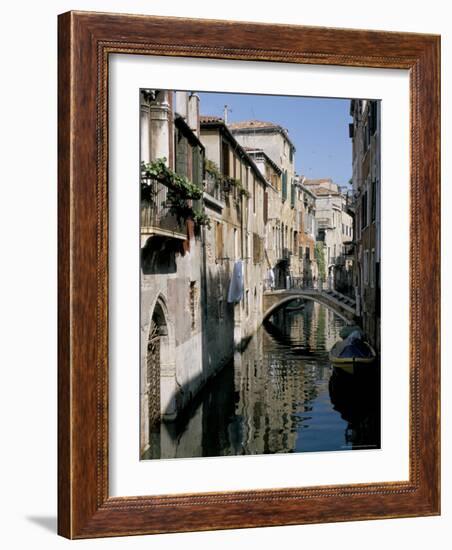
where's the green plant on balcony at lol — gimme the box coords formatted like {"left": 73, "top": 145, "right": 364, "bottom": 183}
{"left": 224, "top": 177, "right": 250, "bottom": 200}
{"left": 192, "top": 209, "right": 212, "bottom": 229}
{"left": 141, "top": 158, "right": 209, "bottom": 229}
{"left": 203, "top": 158, "right": 252, "bottom": 201}
{"left": 238, "top": 185, "right": 251, "bottom": 199}
{"left": 204, "top": 159, "right": 223, "bottom": 186}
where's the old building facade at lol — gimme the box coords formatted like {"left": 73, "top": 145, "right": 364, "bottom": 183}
{"left": 200, "top": 116, "right": 269, "bottom": 345}
{"left": 229, "top": 120, "right": 302, "bottom": 287}
{"left": 140, "top": 90, "right": 207, "bottom": 456}
{"left": 296, "top": 178, "right": 318, "bottom": 286}
{"left": 350, "top": 99, "right": 381, "bottom": 350}
{"left": 302, "top": 178, "right": 353, "bottom": 292}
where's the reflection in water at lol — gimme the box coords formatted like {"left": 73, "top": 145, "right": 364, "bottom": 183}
{"left": 144, "top": 301, "right": 381, "bottom": 459}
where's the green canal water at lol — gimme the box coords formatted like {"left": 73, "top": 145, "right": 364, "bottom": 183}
{"left": 144, "top": 301, "right": 380, "bottom": 459}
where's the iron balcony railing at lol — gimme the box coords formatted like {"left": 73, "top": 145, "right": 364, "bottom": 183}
{"left": 204, "top": 172, "right": 223, "bottom": 202}
{"left": 140, "top": 179, "right": 186, "bottom": 236}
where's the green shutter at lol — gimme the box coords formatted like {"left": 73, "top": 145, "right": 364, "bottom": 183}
{"left": 175, "top": 130, "right": 188, "bottom": 177}
{"left": 282, "top": 170, "right": 287, "bottom": 200}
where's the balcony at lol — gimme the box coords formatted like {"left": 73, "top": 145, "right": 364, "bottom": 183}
{"left": 278, "top": 247, "right": 291, "bottom": 262}
{"left": 140, "top": 180, "right": 186, "bottom": 241}
{"left": 317, "top": 217, "right": 333, "bottom": 230}
{"left": 203, "top": 172, "right": 225, "bottom": 212}
{"left": 343, "top": 242, "right": 355, "bottom": 256}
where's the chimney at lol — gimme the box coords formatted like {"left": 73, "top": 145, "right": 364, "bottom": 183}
{"left": 188, "top": 93, "right": 200, "bottom": 136}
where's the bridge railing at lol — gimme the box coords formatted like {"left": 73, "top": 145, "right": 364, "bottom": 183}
{"left": 268, "top": 276, "right": 327, "bottom": 292}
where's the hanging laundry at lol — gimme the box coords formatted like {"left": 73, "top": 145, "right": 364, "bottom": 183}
{"left": 267, "top": 268, "right": 275, "bottom": 290}
{"left": 227, "top": 260, "right": 244, "bottom": 303}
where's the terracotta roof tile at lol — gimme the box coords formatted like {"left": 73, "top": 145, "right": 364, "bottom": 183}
{"left": 303, "top": 178, "right": 333, "bottom": 186}
{"left": 228, "top": 119, "right": 281, "bottom": 130}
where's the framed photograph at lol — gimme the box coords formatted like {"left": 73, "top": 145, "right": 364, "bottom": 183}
{"left": 58, "top": 11, "right": 440, "bottom": 538}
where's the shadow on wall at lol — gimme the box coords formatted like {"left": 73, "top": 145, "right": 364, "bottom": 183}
{"left": 141, "top": 235, "right": 186, "bottom": 275}
{"left": 145, "top": 357, "right": 240, "bottom": 459}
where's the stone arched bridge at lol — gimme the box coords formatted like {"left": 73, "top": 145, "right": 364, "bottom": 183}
{"left": 263, "top": 288, "right": 356, "bottom": 323}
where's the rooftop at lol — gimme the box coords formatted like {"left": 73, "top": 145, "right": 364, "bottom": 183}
{"left": 228, "top": 119, "right": 282, "bottom": 130}
{"left": 200, "top": 115, "right": 224, "bottom": 124}
{"left": 228, "top": 119, "right": 296, "bottom": 152}
{"left": 243, "top": 147, "right": 282, "bottom": 174}
{"left": 302, "top": 178, "right": 341, "bottom": 196}
{"left": 303, "top": 178, "right": 333, "bottom": 186}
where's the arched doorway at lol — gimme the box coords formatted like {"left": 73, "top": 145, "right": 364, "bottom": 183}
{"left": 146, "top": 301, "right": 168, "bottom": 455}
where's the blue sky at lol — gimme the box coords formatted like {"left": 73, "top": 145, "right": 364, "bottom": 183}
{"left": 197, "top": 92, "right": 353, "bottom": 187}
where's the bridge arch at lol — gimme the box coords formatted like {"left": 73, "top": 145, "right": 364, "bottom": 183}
{"left": 262, "top": 292, "right": 355, "bottom": 324}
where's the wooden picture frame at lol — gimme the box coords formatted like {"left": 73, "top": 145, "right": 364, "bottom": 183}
{"left": 58, "top": 11, "right": 440, "bottom": 538}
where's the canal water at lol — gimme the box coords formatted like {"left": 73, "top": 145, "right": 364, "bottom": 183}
{"left": 144, "top": 301, "right": 380, "bottom": 460}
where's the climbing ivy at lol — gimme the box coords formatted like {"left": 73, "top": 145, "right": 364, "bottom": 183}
{"left": 315, "top": 242, "right": 326, "bottom": 281}
{"left": 204, "top": 159, "right": 250, "bottom": 199}
{"left": 141, "top": 158, "right": 210, "bottom": 228}
{"left": 226, "top": 177, "right": 251, "bottom": 199}
{"left": 192, "top": 209, "right": 212, "bottom": 230}
{"left": 141, "top": 158, "right": 203, "bottom": 201}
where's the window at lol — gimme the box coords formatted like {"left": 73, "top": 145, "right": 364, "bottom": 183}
{"left": 215, "top": 222, "right": 224, "bottom": 260}
{"left": 361, "top": 191, "right": 368, "bottom": 229}
{"left": 371, "top": 178, "right": 377, "bottom": 222}
{"left": 253, "top": 176, "right": 256, "bottom": 213}
{"left": 370, "top": 101, "right": 378, "bottom": 135}
{"left": 175, "top": 130, "right": 188, "bottom": 177}
{"left": 282, "top": 170, "right": 287, "bottom": 200}
{"left": 192, "top": 146, "right": 203, "bottom": 188}
{"left": 363, "top": 121, "right": 371, "bottom": 151}
{"left": 253, "top": 233, "right": 263, "bottom": 264}
{"left": 364, "top": 250, "right": 369, "bottom": 285}
{"left": 221, "top": 141, "right": 229, "bottom": 177}
{"left": 305, "top": 247, "right": 310, "bottom": 261}
{"left": 370, "top": 249, "right": 375, "bottom": 288}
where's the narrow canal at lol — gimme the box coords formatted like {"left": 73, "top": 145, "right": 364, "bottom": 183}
{"left": 145, "top": 301, "right": 380, "bottom": 460}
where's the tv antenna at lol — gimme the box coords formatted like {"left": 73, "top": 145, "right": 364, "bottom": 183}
{"left": 224, "top": 104, "right": 232, "bottom": 125}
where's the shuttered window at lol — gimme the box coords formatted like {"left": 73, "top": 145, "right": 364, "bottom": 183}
{"left": 253, "top": 233, "right": 263, "bottom": 264}
{"left": 222, "top": 141, "right": 230, "bottom": 177}
{"left": 175, "top": 130, "right": 188, "bottom": 177}
{"left": 216, "top": 222, "right": 224, "bottom": 260}
{"left": 282, "top": 170, "right": 287, "bottom": 200}
{"left": 192, "top": 146, "right": 203, "bottom": 188}
{"left": 263, "top": 190, "right": 268, "bottom": 224}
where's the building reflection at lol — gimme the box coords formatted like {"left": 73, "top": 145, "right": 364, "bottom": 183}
{"left": 143, "top": 301, "right": 380, "bottom": 459}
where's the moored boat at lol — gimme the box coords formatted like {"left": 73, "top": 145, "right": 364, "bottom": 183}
{"left": 285, "top": 298, "right": 305, "bottom": 312}
{"left": 339, "top": 324, "right": 361, "bottom": 340}
{"left": 329, "top": 330, "right": 376, "bottom": 374}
